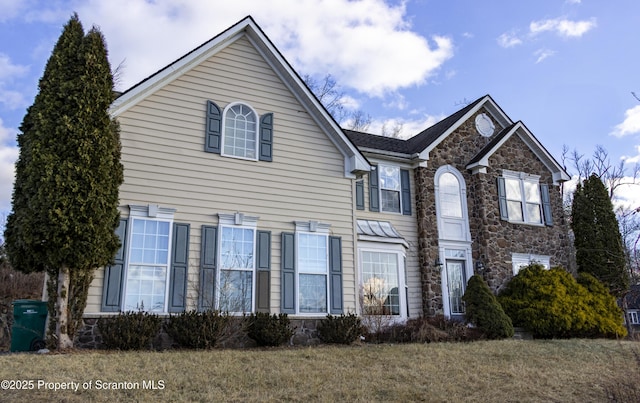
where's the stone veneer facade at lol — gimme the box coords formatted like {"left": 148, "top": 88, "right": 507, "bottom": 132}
{"left": 415, "top": 111, "right": 570, "bottom": 317}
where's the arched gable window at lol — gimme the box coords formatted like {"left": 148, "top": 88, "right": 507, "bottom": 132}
{"left": 222, "top": 103, "right": 258, "bottom": 160}
{"left": 435, "top": 166, "right": 470, "bottom": 242}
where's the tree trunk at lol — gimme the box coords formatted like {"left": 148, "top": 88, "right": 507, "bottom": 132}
{"left": 56, "top": 265, "right": 73, "bottom": 349}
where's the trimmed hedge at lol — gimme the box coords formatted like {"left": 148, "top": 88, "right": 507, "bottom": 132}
{"left": 98, "top": 311, "right": 162, "bottom": 350}
{"left": 164, "top": 310, "right": 230, "bottom": 349}
{"left": 317, "top": 313, "right": 363, "bottom": 344}
{"left": 498, "top": 264, "right": 626, "bottom": 339}
{"left": 245, "top": 312, "right": 295, "bottom": 346}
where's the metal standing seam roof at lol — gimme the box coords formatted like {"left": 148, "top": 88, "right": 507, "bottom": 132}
{"left": 356, "top": 219, "right": 405, "bottom": 240}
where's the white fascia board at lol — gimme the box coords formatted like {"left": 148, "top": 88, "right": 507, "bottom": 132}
{"left": 245, "top": 28, "right": 370, "bottom": 177}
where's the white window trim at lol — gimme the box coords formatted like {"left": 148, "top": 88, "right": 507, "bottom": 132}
{"left": 627, "top": 310, "right": 640, "bottom": 325}
{"left": 511, "top": 253, "right": 550, "bottom": 275}
{"left": 502, "top": 170, "right": 544, "bottom": 226}
{"left": 220, "top": 101, "right": 259, "bottom": 162}
{"left": 216, "top": 212, "right": 259, "bottom": 314}
{"left": 378, "top": 164, "right": 403, "bottom": 215}
{"left": 123, "top": 204, "right": 176, "bottom": 313}
{"left": 358, "top": 241, "right": 407, "bottom": 320}
{"left": 295, "top": 223, "right": 331, "bottom": 316}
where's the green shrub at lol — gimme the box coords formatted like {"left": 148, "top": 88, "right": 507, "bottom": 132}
{"left": 498, "top": 264, "right": 627, "bottom": 339}
{"left": 462, "top": 275, "right": 514, "bottom": 339}
{"left": 98, "top": 311, "right": 162, "bottom": 350}
{"left": 164, "top": 310, "right": 230, "bottom": 349}
{"left": 245, "top": 313, "right": 294, "bottom": 347}
{"left": 317, "top": 313, "right": 363, "bottom": 344}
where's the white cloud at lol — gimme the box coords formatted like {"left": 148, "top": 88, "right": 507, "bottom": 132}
{"left": 0, "top": 53, "right": 29, "bottom": 109}
{"left": 0, "top": 119, "right": 18, "bottom": 213}
{"left": 497, "top": 32, "right": 522, "bottom": 48}
{"left": 534, "top": 48, "right": 556, "bottom": 63}
{"left": 530, "top": 17, "right": 597, "bottom": 38}
{"left": 70, "top": 0, "right": 453, "bottom": 97}
{"left": 565, "top": 0, "right": 582, "bottom": 4}
{"left": 621, "top": 145, "right": 640, "bottom": 164}
{"left": 365, "top": 113, "right": 445, "bottom": 139}
{"left": 0, "top": 53, "right": 28, "bottom": 81}
{"left": 611, "top": 105, "right": 640, "bottom": 137}
{"left": 0, "top": 0, "right": 27, "bottom": 22}
{"left": 613, "top": 180, "right": 640, "bottom": 210}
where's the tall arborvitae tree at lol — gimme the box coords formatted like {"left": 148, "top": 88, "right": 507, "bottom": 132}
{"left": 571, "top": 174, "right": 628, "bottom": 296}
{"left": 4, "top": 14, "right": 122, "bottom": 349}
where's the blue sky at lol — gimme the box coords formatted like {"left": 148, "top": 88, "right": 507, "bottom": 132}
{"left": 1, "top": 0, "right": 640, "bottom": 215}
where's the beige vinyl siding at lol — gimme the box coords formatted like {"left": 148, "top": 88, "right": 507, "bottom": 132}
{"left": 355, "top": 165, "right": 421, "bottom": 319}
{"left": 85, "top": 35, "right": 357, "bottom": 315}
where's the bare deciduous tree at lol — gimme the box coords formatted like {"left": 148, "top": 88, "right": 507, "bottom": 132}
{"left": 303, "top": 73, "right": 372, "bottom": 132}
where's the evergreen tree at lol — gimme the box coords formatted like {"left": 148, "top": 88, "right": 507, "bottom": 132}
{"left": 571, "top": 174, "right": 628, "bottom": 296}
{"left": 4, "top": 14, "right": 122, "bottom": 349}
{"left": 462, "top": 275, "right": 514, "bottom": 339}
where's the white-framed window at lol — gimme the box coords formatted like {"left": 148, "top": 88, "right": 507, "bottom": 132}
{"left": 435, "top": 165, "right": 471, "bottom": 242}
{"left": 628, "top": 311, "right": 640, "bottom": 325}
{"left": 297, "top": 232, "right": 329, "bottom": 314}
{"left": 123, "top": 216, "right": 173, "bottom": 313}
{"left": 222, "top": 102, "right": 258, "bottom": 160}
{"left": 379, "top": 164, "right": 401, "bottom": 213}
{"left": 360, "top": 249, "right": 406, "bottom": 317}
{"left": 502, "top": 171, "right": 543, "bottom": 224}
{"left": 512, "top": 253, "right": 550, "bottom": 275}
{"left": 216, "top": 213, "right": 259, "bottom": 314}
{"left": 439, "top": 172, "right": 463, "bottom": 218}
{"left": 218, "top": 226, "right": 255, "bottom": 313}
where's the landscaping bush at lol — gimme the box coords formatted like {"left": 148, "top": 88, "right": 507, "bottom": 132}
{"left": 462, "top": 275, "right": 514, "bottom": 339}
{"left": 245, "top": 312, "right": 294, "bottom": 347}
{"left": 498, "top": 264, "right": 627, "bottom": 339}
{"left": 317, "top": 313, "right": 363, "bottom": 344}
{"left": 164, "top": 310, "right": 230, "bottom": 349}
{"left": 98, "top": 311, "right": 162, "bottom": 350}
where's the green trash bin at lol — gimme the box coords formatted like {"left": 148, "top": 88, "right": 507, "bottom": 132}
{"left": 10, "top": 300, "right": 48, "bottom": 352}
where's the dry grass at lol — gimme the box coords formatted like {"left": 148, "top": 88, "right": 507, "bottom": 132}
{"left": 0, "top": 339, "right": 638, "bottom": 402}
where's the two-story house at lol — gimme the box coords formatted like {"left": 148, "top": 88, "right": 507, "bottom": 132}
{"left": 80, "top": 16, "right": 570, "bottom": 344}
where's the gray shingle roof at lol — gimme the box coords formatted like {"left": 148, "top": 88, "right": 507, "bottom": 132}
{"left": 344, "top": 95, "right": 487, "bottom": 155}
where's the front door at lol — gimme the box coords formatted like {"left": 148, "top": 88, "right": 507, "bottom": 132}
{"left": 446, "top": 260, "right": 466, "bottom": 317}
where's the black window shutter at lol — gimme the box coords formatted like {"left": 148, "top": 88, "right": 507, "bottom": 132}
{"left": 259, "top": 113, "right": 274, "bottom": 162}
{"left": 255, "top": 230, "right": 271, "bottom": 312}
{"left": 168, "top": 222, "right": 190, "bottom": 313}
{"left": 540, "top": 184, "right": 553, "bottom": 226}
{"left": 281, "top": 232, "right": 296, "bottom": 314}
{"left": 329, "top": 236, "right": 343, "bottom": 315}
{"left": 369, "top": 167, "right": 380, "bottom": 212}
{"left": 205, "top": 100, "right": 222, "bottom": 153}
{"left": 497, "top": 177, "right": 509, "bottom": 221}
{"left": 102, "top": 218, "right": 128, "bottom": 312}
{"left": 400, "top": 169, "right": 412, "bottom": 216}
{"left": 355, "top": 179, "right": 365, "bottom": 210}
{"left": 199, "top": 226, "right": 217, "bottom": 311}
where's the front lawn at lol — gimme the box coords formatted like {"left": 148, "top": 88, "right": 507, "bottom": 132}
{"left": 1, "top": 339, "right": 638, "bottom": 402}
